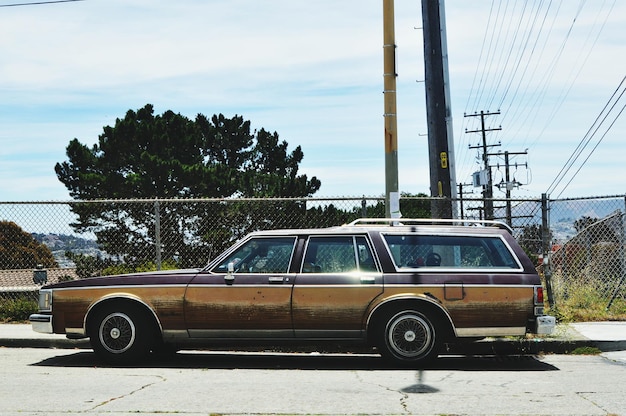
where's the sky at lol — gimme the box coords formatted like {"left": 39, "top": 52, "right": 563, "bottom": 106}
{"left": 1, "top": 0, "right": 624, "bottom": 202}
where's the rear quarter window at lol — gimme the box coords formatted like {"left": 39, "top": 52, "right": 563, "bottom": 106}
{"left": 382, "top": 233, "right": 521, "bottom": 270}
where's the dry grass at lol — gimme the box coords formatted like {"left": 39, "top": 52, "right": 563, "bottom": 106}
{"left": 548, "top": 278, "right": 626, "bottom": 322}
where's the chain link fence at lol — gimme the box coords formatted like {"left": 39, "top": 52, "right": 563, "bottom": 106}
{"left": 1, "top": 195, "right": 625, "bottom": 312}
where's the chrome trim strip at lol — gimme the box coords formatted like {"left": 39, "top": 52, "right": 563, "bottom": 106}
{"left": 381, "top": 283, "right": 538, "bottom": 289}
{"left": 48, "top": 282, "right": 536, "bottom": 291}
{"left": 187, "top": 284, "right": 296, "bottom": 288}
{"left": 456, "top": 327, "right": 526, "bottom": 337}
{"left": 396, "top": 266, "right": 525, "bottom": 273}
{"left": 186, "top": 282, "right": 533, "bottom": 289}
{"left": 188, "top": 329, "right": 294, "bottom": 338}
{"left": 44, "top": 284, "right": 189, "bottom": 292}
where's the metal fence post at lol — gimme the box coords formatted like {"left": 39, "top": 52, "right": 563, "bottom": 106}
{"left": 361, "top": 196, "right": 367, "bottom": 218}
{"left": 541, "top": 193, "right": 555, "bottom": 307}
{"left": 154, "top": 200, "right": 162, "bottom": 271}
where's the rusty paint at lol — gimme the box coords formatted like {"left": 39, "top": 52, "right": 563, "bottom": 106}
{"left": 52, "top": 286, "right": 187, "bottom": 333}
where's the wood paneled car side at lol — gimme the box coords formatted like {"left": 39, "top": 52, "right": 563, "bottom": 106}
{"left": 30, "top": 219, "right": 555, "bottom": 366}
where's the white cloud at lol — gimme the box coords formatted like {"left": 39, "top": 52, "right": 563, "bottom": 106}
{"left": 0, "top": 0, "right": 624, "bottom": 202}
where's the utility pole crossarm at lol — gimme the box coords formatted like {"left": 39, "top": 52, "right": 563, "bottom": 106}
{"left": 465, "top": 111, "right": 501, "bottom": 220}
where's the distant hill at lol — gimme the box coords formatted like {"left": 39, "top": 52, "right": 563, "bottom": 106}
{"left": 477, "top": 196, "right": 624, "bottom": 244}
{"left": 32, "top": 233, "right": 103, "bottom": 268}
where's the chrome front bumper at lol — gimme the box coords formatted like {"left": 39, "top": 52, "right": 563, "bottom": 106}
{"left": 29, "top": 314, "right": 53, "bottom": 334}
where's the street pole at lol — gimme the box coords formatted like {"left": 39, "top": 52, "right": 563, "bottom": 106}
{"left": 466, "top": 110, "right": 501, "bottom": 219}
{"left": 422, "top": 0, "right": 457, "bottom": 219}
{"left": 383, "top": 0, "right": 400, "bottom": 219}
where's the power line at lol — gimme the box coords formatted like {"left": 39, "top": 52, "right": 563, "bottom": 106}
{"left": 457, "top": 1, "right": 617, "bottom": 189}
{"left": 546, "top": 75, "right": 626, "bottom": 197}
{"left": 555, "top": 102, "right": 625, "bottom": 198}
{"left": 0, "top": 0, "right": 83, "bottom": 7}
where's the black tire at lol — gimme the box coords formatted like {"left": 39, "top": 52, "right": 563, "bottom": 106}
{"left": 89, "top": 304, "right": 153, "bottom": 365}
{"left": 378, "top": 309, "right": 440, "bottom": 366}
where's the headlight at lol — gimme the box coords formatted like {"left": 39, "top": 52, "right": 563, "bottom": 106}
{"left": 38, "top": 289, "right": 52, "bottom": 312}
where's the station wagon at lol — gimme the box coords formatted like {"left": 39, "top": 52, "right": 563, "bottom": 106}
{"left": 30, "top": 218, "right": 555, "bottom": 365}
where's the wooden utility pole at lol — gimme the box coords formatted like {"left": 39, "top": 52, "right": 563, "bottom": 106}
{"left": 466, "top": 110, "right": 501, "bottom": 219}
{"left": 422, "top": 0, "right": 457, "bottom": 219}
{"left": 383, "top": 0, "right": 400, "bottom": 218}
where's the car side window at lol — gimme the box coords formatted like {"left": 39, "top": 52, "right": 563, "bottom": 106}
{"left": 213, "top": 237, "right": 296, "bottom": 273}
{"left": 302, "top": 236, "right": 377, "bottom": 273}
{"left": 356, "top": 236, "right": 377, "bottom": 271}
{"left": 383, "top": 234, "right": 520, "bottom": 270}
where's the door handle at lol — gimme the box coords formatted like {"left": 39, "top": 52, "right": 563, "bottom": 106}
{"left": 268, "top": 276, "right": 285, "bottom": 284}
{"left": 360, "top": 276, "right": 376, "bottom": 284}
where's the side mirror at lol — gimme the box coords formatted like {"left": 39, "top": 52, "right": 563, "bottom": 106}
{"left": 224, "top": 262, "right": 235, "bottom": 285}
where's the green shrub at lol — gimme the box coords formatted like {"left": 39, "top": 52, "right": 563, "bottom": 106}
{"left": 0, "top": 297, "right": 38, "bottom": 323}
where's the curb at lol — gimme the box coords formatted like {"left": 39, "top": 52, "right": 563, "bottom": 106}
{"left": 442, "top": 339, "right": 626, "bottom": 356}
{"left": 0, "top": 337, "right": 90, "bottom": 349}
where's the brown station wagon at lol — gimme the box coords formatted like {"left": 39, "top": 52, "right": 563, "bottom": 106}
{"left": 30, "top": 218, "right": 555, "bottom": 365}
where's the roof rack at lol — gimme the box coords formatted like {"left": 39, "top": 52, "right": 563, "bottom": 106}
{"left": 345, "top": 218, "right": 513, "bottom": 233}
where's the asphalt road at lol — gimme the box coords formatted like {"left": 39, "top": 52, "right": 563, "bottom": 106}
{"left": 3, "top": 347, "right": 626, "bottom": 415}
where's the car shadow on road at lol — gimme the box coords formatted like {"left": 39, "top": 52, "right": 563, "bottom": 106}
{"left": 31, "top": 350, "right": 559, "bottom": 371}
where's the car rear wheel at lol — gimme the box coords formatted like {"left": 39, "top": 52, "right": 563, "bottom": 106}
{"left": 378, "top": 309, "right": 440, "bottom": 366}
{"left": 89, "top": 305, "right": 153, "bottom": 364}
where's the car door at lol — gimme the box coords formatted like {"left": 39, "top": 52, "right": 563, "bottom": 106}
{"left": 292, "top": 235, "right": 383, "bottom": 339}
{"left": 184, "top": 236, "right": 297, "bottom": 338}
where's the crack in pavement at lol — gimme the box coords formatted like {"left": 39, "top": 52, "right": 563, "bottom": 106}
{"left": 575, "top": 391, "right": 612, "bottom": 415}
{"left": 90, "top": 374, "right": 166, "bottom": 411}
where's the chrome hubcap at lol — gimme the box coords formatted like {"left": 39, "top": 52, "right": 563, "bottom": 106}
{"left": 110, "top": 327, "right": 121, "bottom": 339}
{"left": 387, "top": 312, "right": 432, "bottom": 358}
{"left": 98, "top": 312, "right": 136, "bottom": 354}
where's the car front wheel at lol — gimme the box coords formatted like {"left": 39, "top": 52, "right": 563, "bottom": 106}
{"left": 379, "top": 309, "right": 440, "bottom": 366}
{"left": 89, "top": 305, "right": 152, "bottom": 364}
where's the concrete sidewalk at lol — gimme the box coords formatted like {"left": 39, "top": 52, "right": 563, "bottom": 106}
{"left": 1, "top": 322, "right": 626, "bottom": 355}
